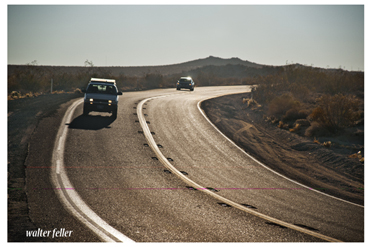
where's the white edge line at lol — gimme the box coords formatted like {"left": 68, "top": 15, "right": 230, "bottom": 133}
{"left": 137, "top": 95, "right": 342, "bottom": 243}
{"left": 196, "top": 92, "right": 364, "bottom": 209}
{"left": 50, "top": 98, "right": 134, "bottom": 243}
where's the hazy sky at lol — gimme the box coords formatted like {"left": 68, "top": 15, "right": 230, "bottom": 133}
{"left": 7, "top": 4, "right": 365, "bottom": 71}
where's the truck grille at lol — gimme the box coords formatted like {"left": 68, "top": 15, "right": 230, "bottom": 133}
{"left": 94, "top": 99, "right": 108, "bottom": 103}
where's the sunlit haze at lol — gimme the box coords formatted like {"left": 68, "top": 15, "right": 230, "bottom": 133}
{"left": 7, "top": 4, "right": 364, "bottom": 71}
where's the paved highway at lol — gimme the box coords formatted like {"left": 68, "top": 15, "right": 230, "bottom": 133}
{"left": 27, "top": 86, "right": 364, "bottom": 242}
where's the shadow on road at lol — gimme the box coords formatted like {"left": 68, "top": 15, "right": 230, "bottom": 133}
{"left": 67, "top": 114, "right": 116, "bottom": 130}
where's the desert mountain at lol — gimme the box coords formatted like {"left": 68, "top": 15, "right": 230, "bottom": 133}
{"left": 9, "top": 56, "right": 263, "bottom": 77}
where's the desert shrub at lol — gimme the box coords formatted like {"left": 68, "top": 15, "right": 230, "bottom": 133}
{"left": 10, "top": 91, "right": 21, "bottom": 99}
{"left": 305, "top": 122, "right": 332, "bottom": 137}
{"left": 252, "top": 73, "right": 286, "bottom": 103}
{"left": 243, "top": 98, "right": 261, "bottom": 109}
{"left": 295, "top": 118, "right": 311, "bottom": 127}
{"left": 323, "top": 141, "right": 332, "bottom": 148}
{"left": 321, "top": 71, "right": 364, "bottom": 94}
{"left": 289, "top": 84, "right": 310, "bottom": 101}
{"left": 73, "top": 88, "right": 83, "bottom": 94}
{"left": 277, "top": 121, "right": 288, "bottom": 129}
{"left": 289, "top": 123, "right": 301, "bottom": 132}
{"left": 268, "top": 93, "right": 300, "bottom": 118}
{"left": 51, "top": 90, "right": 65, "bottom": 94}
{"left": 313, "top": 137, "right": 320, "bottom": 144}
{"left": 282, "top": 108, "right": 308, "bottom": 121}
{"left": 349, "top": 151, "right": 364, "bottom": 163}
{"left": 25, "top": 92, "right": 34, "bottom": 98}
{"left": 264, "top": 115, "right": 279, "bottom": 124}
{"left": 309, "top": 94, "right": 360, "bottom": 133}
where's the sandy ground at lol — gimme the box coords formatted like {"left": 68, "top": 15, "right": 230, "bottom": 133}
{"left": 201, "top": 93, "right": 364, "bottom": 206}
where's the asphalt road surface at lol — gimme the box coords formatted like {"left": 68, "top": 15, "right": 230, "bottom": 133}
{"left": 25, "top": 86, "right": 364, "bottom": 242}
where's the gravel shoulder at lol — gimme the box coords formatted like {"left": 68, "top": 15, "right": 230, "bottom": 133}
{"left": 200, "top": 93, "right": 364, "bottom": 206}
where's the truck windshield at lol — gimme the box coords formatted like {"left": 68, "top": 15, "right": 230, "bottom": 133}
{"left": 87, "top": 84, "right": 117, "bottom": 95}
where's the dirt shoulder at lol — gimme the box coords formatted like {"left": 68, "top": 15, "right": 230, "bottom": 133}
{"left": 201, "top": 93, "right": 364, "bottom": 206}
{"left": 7, "top": 93, "right": 83, "bottom": 241}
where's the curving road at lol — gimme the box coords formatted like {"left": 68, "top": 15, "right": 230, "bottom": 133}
{"left": 30, "top": 86, "right": 364, "bottom": 242}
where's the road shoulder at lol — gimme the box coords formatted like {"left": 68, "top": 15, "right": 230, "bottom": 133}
{"left": 8, "top": 93, "right": 100, "bottom": 242}
{"left": 200, "top": 93, "right": 364, "bottom": 206}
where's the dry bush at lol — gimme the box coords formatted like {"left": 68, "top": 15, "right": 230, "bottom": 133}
{"left": 283, "top": 108, "right": 308, "bottom": 121}
{"left": 51, "top": 90, "right": 65, "bottom": 94}
{"left": 253, "top": 76, "right": 281, "bottom": 103}
{"left": 9, "top": 91, "right": 21, "bottom": 99}
{"left": 289, "top": 123, "right": 301, "bottom": 132}
{"left": 309, "top": 94, "right": 360, "bottom": 133}
{"left": 73, "top": 88, "right": 83, "bottom": 94}
{"left": 277, "top": 121, "right": 288, "bottom": 129}
{"left": 305, "top": 122, "right": 332, "bottom": 137}
{"left": 25, "top": 92, "right": 34, "bottom": 98}
{"left": 322, "top": 141, "right": 332, "bottom": 148}
{"left": 268, "top": 93, "right": 300, "bottom": 118}
{"left": 349, "top": 151, "right": 362, "bottom": 159}
{"left": 243, "top": 98, "right": 261, "bottom": 109}
{"left": 263, "top": 115, "right": 279, "bottom": 124}
{"left": 289, "top": 84, "right": 310, "bottom": 101}
{"left": 295, "top": 119, "right": 311, "bottom": 127}
{"left": 312, "top": 138, "right": 331, "bottom": 147}
{"left": 313, "top": 137, "right": 320, "bottom": 144}
{"left": 270, "top": 117, "right": 279, "bottom": 124}
{"left": 349, "top": 151, "right": 364, "bottom": 163}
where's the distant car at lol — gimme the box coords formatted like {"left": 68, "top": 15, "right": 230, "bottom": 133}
{"left": 176, "top": 77, "right": 194, "bottom": 91}
{"left": 82, "top": 78, "right": 122, "bottom": 118}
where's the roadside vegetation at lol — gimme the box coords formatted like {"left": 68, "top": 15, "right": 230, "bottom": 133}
{"left": 243, "top": 65, "right": 364, "bottom": 162}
